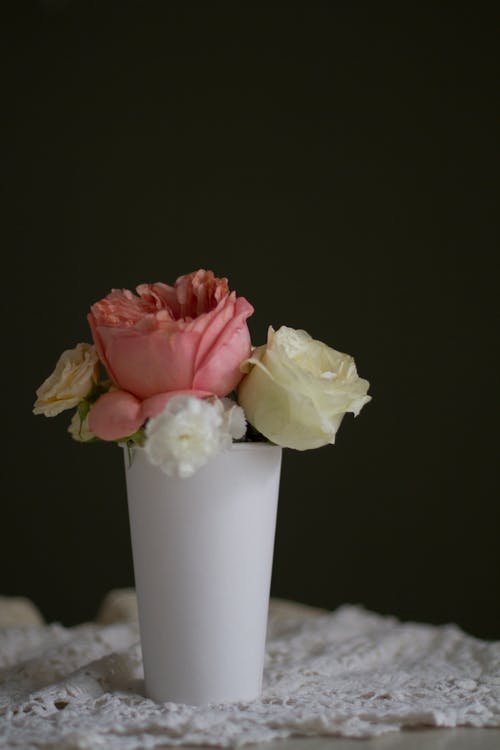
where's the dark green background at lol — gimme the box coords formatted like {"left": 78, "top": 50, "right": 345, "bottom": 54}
{"left": 4, "top": 2, "right": 498, "bottom": 637}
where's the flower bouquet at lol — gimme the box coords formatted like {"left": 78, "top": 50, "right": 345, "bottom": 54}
{"left": 34, "top": 269, "right": 371, "bottom": 705}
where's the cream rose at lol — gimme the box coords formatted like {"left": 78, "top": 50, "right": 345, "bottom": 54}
{"left": 238, "top": 326, "right": 371, "bottom": 450}
{"left": 33, "top": 343, "right": 100, "bottom": 417}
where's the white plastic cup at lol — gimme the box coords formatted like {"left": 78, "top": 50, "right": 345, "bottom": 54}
{"left": 124, "top": 442, "right": 282, "bottom": 706}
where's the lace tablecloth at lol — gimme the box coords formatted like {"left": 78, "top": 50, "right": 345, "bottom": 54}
{"left": 1, "top": 592, "right": 499, "bottom": 749}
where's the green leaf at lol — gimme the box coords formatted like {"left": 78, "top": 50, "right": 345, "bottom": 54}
{"left": 128, "top": 429, "right": 146, "bottom": 447}
{"left": 78, "top": 400, "right": 91, "bottom": 420}
{"left": 120, "top": 428, "right": 146, "bottom": 467}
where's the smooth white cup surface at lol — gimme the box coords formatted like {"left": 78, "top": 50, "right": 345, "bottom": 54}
{"left": 124, "top": 443, "right": 282, "bottom": 706}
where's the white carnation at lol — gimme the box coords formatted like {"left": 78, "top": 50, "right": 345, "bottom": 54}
{"left": 144, "top": 396, "right": 242, "bottom": 478}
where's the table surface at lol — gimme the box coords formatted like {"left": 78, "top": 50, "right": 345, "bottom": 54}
{"left": 3, "top": 594, "right": 499, "bottom": 749}
{"left": 178, "top": 729, "right": 500, "bottom": 750}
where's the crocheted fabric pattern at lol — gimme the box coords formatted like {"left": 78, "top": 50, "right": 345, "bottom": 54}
{"left": 1, "top": 598, "right": 499, "bottom": 749}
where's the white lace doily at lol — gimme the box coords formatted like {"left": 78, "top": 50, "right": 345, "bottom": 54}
{"left": 1, "top": 594, "right": 499, "bottom": 749}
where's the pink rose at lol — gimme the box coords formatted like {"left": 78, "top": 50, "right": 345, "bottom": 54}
{"left": 87, "top": 270, "right": 254, "bottom": 440}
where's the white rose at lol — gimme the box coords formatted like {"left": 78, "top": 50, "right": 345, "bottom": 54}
{"left": 68, "top": 411, "right": 96, "bottom": 442}
{"left": 238, "top": 326, "right": 371, "bottom": 450}
{"left": 144, "top": 396, "right": 246, "bottom": 478}
{"left": 33, "top": 343, "right": 100, "bottom": 417}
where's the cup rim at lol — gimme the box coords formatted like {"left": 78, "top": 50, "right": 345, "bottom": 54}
{"left": 121, "top": 440, "right": 280, "bottom": 451}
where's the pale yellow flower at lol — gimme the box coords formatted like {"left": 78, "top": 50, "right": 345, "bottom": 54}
{"left": 238, "top": 326, "right": 371, "bottom": 450}
{"left": 33, "top": 343, "right": 99, "bottom": 417}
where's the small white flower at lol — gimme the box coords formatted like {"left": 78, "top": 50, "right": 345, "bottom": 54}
{"left": 144, "top": 396, "right": 242, "bottom": 478}
{"left": 68, "top": 411, "right": 95, "bottom": 442}
{"left": 221, "top": 398, "right": 247, "bottom": 440}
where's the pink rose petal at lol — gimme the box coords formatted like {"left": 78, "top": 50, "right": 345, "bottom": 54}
{"left": 87, "top": 270, "right": 254, "bottom": 433}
